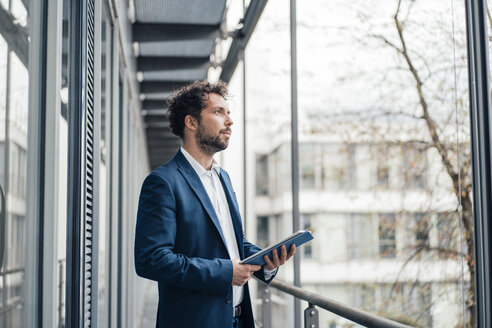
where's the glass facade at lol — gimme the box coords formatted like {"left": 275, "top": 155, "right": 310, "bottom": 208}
{"left": 226, "top": 0, "right": 482, "bottom": 327}
{"left": 0, "top": 0, "right": 29, "bottom": 326}
{"left": 0, "top": 0, "right": 490, "bottom": 327}
{"left": 0, "top": 0, "right": 152, "bottom": 326}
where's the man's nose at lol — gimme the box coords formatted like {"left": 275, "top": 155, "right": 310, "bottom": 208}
{"left": 226, "top": 115, "right": 233, "bottom": 126}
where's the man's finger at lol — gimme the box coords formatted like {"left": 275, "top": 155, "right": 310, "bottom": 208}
{"left": 272, "top": 248, "right": 280, "bottom": 267}
{"left": 248, "top": 264, "right": 262, "bottom": 271}
{"left": 264, "top": 254, "right": 274, "bottom": 269}
{"left": 281, "top": 245, "right": 288, "bottom": 261}
{"left": 287, "top": 244, "right": 296, "bottom": 259}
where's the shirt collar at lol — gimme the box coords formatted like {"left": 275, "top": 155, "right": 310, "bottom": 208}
{"left": 181, "top": 147, "right": 221, "bottom": 177}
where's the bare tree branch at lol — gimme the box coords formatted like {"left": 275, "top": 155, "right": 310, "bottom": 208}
{"left": 392, "top": 1, "right": 459, "bottom": 188}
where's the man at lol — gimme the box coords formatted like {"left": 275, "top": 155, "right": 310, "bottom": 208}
{"left": 134, "top": 81, "right": 295, "bottom": 328}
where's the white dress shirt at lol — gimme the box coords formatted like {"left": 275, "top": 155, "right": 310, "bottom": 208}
{"left": 181, "top": 147, "right": 245, "bottom": 306}
{"left": 180, "top": 147, "right": 276, "bottom": 307}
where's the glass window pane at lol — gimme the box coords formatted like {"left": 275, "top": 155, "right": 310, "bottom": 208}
{"left": 0, "top": 2, "right": 30, "bottom": 327}
{"left": 243, "top": 0, "right": 475, "bottom": 327}
{"left": 296, "top": 0, "right": 473, "bottom": 326}
{"left": 57, "top": 1, "right": 70, "bottom": 326}
{"left": 98, "top": 4, "right": 111, "bottom": 326}
{"left": 243, "top": 0, "right": 293, "bottom": 325}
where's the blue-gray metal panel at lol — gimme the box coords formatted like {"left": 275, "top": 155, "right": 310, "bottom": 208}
{"left": 142, "top": 68, "right": 208, "bottom": 82}
{"left": 134, "top": 0, "right": 226, "bottom": 25}
{"left": 132, "top": 23, "right": 219, "bottom": 43}
{"left": 139, "top": 39, "right": 215, "bottom": 57}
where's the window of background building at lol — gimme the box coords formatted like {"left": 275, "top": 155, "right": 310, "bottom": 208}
{"left": 348, "top": 214, "right": 376, "bottom": 260}
{"left": 404, "top": 282, "right": 432, "bottom": 327}
{"left": 374, "top": 144, "right": 391, "bottom": 189}
{"left": 256, "top": 216, "right": 269, "bottom": 248}
{"left": 272, "top": 144, "right": 291, "bottom": 196}
{"left": 322, "top": 144, "right": 352, "bottom": 191}
{"left": 403, "top": 213, "right": 431, "bottom": 260}
{"left": 255, "top": 155, "right": 269, "bottom": 196}
{"left": 436, "top": 212, "right": 459, "bottom": 260}
{"left": 414, "top": 213, "right": 431, "bottom": 249}
{"left": 403, "top": 143, "right": 427, "bottom": 189}
{"left": 299, "top": 143, "right": 316, "bottom": 190}
{"left": 301, "top": 213, "right": 314, "bottom": 259}
{"left": 268, "top": 150, "right": 278, "bottom": 196}
{"left": 350, "top": 284, "right": 376, "bottom": 312}
{"left": 379, "top": 213, "right": 396, "bottom": 259}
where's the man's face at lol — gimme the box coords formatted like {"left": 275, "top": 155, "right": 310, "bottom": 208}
{"left": 195, "top": 93, "right": 233, "bottom": 155}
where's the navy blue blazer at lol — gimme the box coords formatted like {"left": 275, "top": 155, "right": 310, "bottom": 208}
{"left": 134, "top": 150, "right": 275, "bottom": 328}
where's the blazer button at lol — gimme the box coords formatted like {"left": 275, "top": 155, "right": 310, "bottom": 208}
{"left": 226, "top": 298, "right": 232, "bottom": 304}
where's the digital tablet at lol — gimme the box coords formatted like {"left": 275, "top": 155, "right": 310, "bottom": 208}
{"left": 240, "top": 230, "right": 314, "bottom": 266}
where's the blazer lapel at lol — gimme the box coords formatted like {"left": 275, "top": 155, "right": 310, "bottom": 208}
{"left": 174, "top": 150, "right": 228, "bottom": 250}
{"left": 218, "top": 169, "right": 244, "bottom": 257}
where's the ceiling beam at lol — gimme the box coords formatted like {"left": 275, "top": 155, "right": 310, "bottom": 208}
{"left": 147, "top": 127, "right": 177, "bottom": 138}
{"left": 220, "top": 0, "right": 268, "bottom": 83}
{"left": 140, "top": 81, "right": 191, "bottom": 94}
{"left": 137, "top": 56, "right": 211, "bottom": 72}
{"left": 142, "top": 92, "right": 172, "bottom": 100}
{"left": 146, "top": 121, "right": 172, "bottom": 128}
{"left": 133, "top": 23, "right": 220, "bottom": 42}
{"left": 142, "top": 99, "right": 167, "bottom": 110}
{"left": 142, "top": 109, "right": 167, "bottom": 117}
{"left": 144, "top": 115, "right": 167, "bottom": 123}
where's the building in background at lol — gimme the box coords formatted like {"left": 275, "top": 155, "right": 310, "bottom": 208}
{"left": 251, "top": 121, "right": 465, "bottom": 327}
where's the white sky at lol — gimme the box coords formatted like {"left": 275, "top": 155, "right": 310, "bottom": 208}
{"left": 242, "top": 0, "right": 470, "bottom": 145}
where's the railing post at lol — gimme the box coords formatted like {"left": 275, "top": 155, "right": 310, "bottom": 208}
{"left": 304, "top": 303, "right": 319, "bottom": 328}
{"left": 58, "top": 260, "right": 64, "bottom": 327}
{"left": 261, "top": 285, "right": 272, "bottom": 328}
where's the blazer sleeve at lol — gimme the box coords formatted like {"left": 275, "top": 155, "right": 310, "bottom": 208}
{"left": 243, "top": 237, "right": 277, "bottom": 284}
{"left": 134, "top": 174, "right": 233, "bottom": 295}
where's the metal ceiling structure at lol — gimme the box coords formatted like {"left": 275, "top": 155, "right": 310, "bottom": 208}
{"left": 132, "top": 0, "right": 268, "bottom": 169}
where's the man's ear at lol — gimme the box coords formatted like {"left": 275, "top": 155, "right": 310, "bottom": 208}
{"left": 184, "top": 115, "right": 198, "bottom": 132}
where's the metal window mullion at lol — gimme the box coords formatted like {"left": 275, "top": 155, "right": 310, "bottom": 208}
{"left": 116, "top": 76, "right": 124, "bottom": 328}
{"left": 465, "top": 0, "right": 492, "bottom": 327}
{"left": 25, "top": 0, "right": 49, "bottom": 326}
{"left": 66, "top": 0, "right": 97, "bottom": 326}
{"left": 41, "top": 0, "right": 63, "bottom": 327}
{"left": 66, "top": 0, "right": 85, "bottom": 324}
{"left": 289, "top": 1, "right": 301, "bottom": 328}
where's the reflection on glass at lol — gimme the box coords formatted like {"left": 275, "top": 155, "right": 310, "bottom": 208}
{"left": 248, "top": 0, "right": 474, "bottom": 327}
{"left": 98, "top": 3, "right": 110, "bottom": 326}
{"left": 57, "top": 1, "right": 70, "bottom": 326}
{"left": 245, "top": 0, "right": 292, "bottom": 326}
{"left": 0, "top": 1, "right": 29, "bottom": 327}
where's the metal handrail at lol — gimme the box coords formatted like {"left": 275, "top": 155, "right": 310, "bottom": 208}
{"left": 0, "top": 267, "right": 24, "bottom": 276}
{"left": 263, "top": 278, "right": 414, "bottom": 328}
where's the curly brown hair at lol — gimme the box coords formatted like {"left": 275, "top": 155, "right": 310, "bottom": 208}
{"left": 166, "top": 81, "right": 228, "bottom": 139}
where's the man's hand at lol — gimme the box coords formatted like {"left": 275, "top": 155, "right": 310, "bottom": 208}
{"left": 263, "top": 244, "right": 296, "bottom": 271}
{"left": 232, "top": 259, "right": 261, "bottom": 286}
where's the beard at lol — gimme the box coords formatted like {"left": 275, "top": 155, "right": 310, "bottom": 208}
{"left": 195, "top": 124, "right": 229, "bottom": 156}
